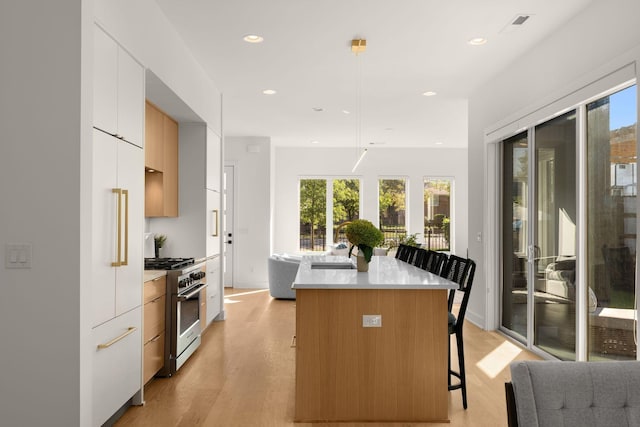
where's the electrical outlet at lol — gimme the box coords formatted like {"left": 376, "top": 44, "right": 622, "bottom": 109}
{"left": 362, "top": 314, "right": 382, "bottom": 328}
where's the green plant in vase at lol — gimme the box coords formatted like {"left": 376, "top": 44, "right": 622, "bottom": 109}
{"left": 154, "top": 234, "right": 167, "bottom": 258}
{"left": 345, "top": 219, "right": 384, "bottom": 271}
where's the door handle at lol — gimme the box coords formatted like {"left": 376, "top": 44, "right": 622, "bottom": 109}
{"left": 122, "top": 189, "right": 129, "bottom": 266}
{"left": 111, "top": 188, "right": 122, "bottom": 267}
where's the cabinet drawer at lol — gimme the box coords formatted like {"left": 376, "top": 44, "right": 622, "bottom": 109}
{"left": 143, "top": 295, "right": 165, "bottom": 344}
{"left": 144, "top": 275, "right": 166, "bottom": 303}
{"left": 92, "top": 307, "right": 142, "bottom": 427}
{"left": 143, "top": 333, "right": 164, "bottom": 384}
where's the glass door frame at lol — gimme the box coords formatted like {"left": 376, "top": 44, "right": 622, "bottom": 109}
{"left": 499, "top": 109, "right": 584, "bottom": 359}
{"left": 497, "top": 81, "right": 639, "bottom": 361}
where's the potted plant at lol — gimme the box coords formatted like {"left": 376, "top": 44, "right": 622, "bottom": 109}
{"left": 154, "top": 234, "right": 167, "bottom": 258}
{"left": 345, "top": 219, "right": 384, "bottom": 272}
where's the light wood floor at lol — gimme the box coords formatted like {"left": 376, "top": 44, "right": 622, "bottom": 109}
{"left": 116, "top": 288, "right": 540, "bottom": 427}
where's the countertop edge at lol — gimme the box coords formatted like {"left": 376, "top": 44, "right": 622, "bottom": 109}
{"left": 144, "top": 270, "right": 167, "bottom": 282}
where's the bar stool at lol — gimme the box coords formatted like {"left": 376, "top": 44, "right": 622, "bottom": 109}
{"left": 440, "top": 255, "right": 476, "bottom": 409}
{"left": 396, "top": 244, "right": 417, "bottom": 263}
{"left": 423, "top": 250, "right": 447, "bottom": 275}
{"left": 412, "top": 248, "right": 428, "bottom": 267}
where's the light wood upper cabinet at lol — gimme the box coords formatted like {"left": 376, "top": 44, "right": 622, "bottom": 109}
{"left": 145, "top": 101, "right": 179, "bottom": 217}
{"left": 145, "top": 101, "right": 164, "bottom": 171}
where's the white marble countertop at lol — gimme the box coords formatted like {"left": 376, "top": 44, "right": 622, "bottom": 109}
{"left": 144, "top": 270, "right": 167, "bottom": 282}
{"left": 293, "top": 255, "right": 458, "bottom": 290}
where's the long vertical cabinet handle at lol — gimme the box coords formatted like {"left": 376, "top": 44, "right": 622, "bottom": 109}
{"left": 122, "top": 189, "right": 129, "bottom": 266}
{"left": 111, "top": 188, "right": 123, "bottom": 267}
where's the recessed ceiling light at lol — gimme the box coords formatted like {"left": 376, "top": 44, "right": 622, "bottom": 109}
{"left": 342, "top": 110, "right": 351, "bottom": 115}
{"left": 310, "top": 140, "right": 320, "bottom": 144}
{"left": 243, "top": 34, "right": 264, "bottom": 43}
{"left": 422, "top": 91, "right": 437, "bottom": 97}
{"left": 468, "top": 37, "right": 487, "bottom": 46}
{"left": 262, "top": 89, "right": 276, "bottom": 95}
{"left": 435, "top": 142, "right": 444, "bottom": 145}
{"left": 312, "top": 107, "right": 324, "bottom": 112}
{"left": 384, "top": 128, "right": 394, "bottom": 132}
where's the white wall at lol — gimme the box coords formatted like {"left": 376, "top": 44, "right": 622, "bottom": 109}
{"left": 273, "top": 147, "right": 469, "bottom": 258}
{"left": 468, "top": 0, "right": 640, "bottom": 329}
{"left": 225, "top": 137, "right": 272, "bottom": 288}
{"left": 0, "top": 1, "right": 92, "bottom": 425}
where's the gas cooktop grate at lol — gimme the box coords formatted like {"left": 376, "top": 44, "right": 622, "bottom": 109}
{"left": 144, "top": 257, "right": 195, "bottom": 270}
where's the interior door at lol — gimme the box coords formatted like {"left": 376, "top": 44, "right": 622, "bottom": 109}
{"left": 223, "top": 165, "right": 235, "bottom": 287}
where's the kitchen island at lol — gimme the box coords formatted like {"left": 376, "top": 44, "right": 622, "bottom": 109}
{"left": 292, "top": 255, "right": 458, "bottom": 423}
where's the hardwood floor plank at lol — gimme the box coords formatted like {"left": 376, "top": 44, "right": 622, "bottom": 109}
{"left": 116, "top": 288, "right": 539, "bottom": 427}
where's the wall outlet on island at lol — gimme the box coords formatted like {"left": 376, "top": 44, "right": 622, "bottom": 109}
{"left": 362, "top": 314, "right": 382, "bottom": 328}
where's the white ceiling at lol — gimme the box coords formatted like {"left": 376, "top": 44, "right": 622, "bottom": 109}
{"left": 153, "top": 0, "right": 593, "bottom": 148}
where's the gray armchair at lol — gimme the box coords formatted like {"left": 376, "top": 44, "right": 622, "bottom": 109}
{"left": 267, "top": 255, "right": 300, "bottom": 299}
{"left": 506, "top": 360, "right": 640, "bottom": 427}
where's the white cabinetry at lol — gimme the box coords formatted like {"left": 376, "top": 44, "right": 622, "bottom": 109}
{"left": 206, "top": 128, "right": 221, "bottom": 191}
{"left": 91, "top": 22, "right": 144, "bottom": 427}
{"left": 206, "top": 257, "right": 222, "bottom": 323}
{"left": 93, "top": 25, "right": 144, "bottom": 148}
{"left": 206, "top": 189, "right": 220, "bottom": 257}
{"left": 92, "top": 129, "right": 144, "bottom": 326}
{"left": 92, "top": 307, "right": 142, "bottom": 426}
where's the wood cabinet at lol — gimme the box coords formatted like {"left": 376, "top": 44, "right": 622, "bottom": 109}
{"left": 145, "top": 101, "right": 179, "bottom": 217}
{"left": 200, "top": 287, "right": 207, "bottom": 331}
{"left": 143, "top": 275, "right": 166, "bottom": 384}
{"left": 295, "top": 286, "right": 450, "bottom": 421}
{"left": 199, "top": 264, "right": 208, "bottom": 330}
{"left": 145, "top": 102, "right": 164, "bottom": 171}
{"left": 93, "top": 25, "right": 144, "bottom": 148}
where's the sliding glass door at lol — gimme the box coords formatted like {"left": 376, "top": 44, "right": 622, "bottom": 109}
{"left": 500, "top": 84, "right": 637, "bottom": 361}
{"left": 533, "top": 111, "right": 577, "bottom": 360}
{"left": 502, "top": 132, "right": 529, "bottom": 339}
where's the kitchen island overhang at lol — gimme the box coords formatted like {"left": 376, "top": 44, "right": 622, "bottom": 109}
{"left": 293, "top": 255, "right": 458, "bottom": 423}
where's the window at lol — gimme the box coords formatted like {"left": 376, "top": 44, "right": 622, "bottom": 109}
{"left": 299, "top": 179, "right": 326, "bottom": 251}
{"left": 424, "top": 178, "right": 452, "bottom": 251}
{"left": 586, "top": 85, "right": 637, "bottom": 360}
{"left": 299, "top": 178, "right": 361, "bottom": 251}
{"left": 332, "top": 179, "right": 360, "bottom": 244}
{"left": 379, "top": 178, "right": 407, "bottom": 246}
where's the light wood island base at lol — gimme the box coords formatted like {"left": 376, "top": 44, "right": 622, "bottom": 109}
{"left": 295, "top": 288, "right": 450, "bottom": 423}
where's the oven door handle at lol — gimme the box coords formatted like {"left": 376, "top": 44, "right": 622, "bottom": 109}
{"left": 177, "top": 283, "right": 208, "bottom": 301}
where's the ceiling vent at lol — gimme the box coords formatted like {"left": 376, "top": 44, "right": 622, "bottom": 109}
{"left": 500, "top": 14, "right": 533, "bottom": 33}
{"left": 512, "top": 15, "right": 530, "bottom": 25}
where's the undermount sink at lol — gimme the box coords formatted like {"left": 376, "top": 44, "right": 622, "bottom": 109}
{"left": 310, "top": 262, "right": 355, "bottom": 270}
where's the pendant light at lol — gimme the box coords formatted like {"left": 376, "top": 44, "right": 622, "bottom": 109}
{"left": 351, "top": 38, "right": 367, "bottom": 173}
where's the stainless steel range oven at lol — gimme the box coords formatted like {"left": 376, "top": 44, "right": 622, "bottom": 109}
{"left": 145, "top": 258, "right": 207, "bottom": 376}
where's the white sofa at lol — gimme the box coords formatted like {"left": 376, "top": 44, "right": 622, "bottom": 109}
{"left": 267, "top": 254, "right": 301, "bottom": 299}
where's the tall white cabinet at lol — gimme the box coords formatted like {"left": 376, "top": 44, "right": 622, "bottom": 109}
{"left": 206, "top": 128, "right": 222, "bottom": 323}
{"left": 91, "top": 24, "right": 145, "bottom": 427}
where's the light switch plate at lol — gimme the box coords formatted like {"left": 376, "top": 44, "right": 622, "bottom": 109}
{"left": 362, "top": 314, "right": 382, "bottom": 328}
{"left": 5, "top": 243, "right": 32, "bottom": 269}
